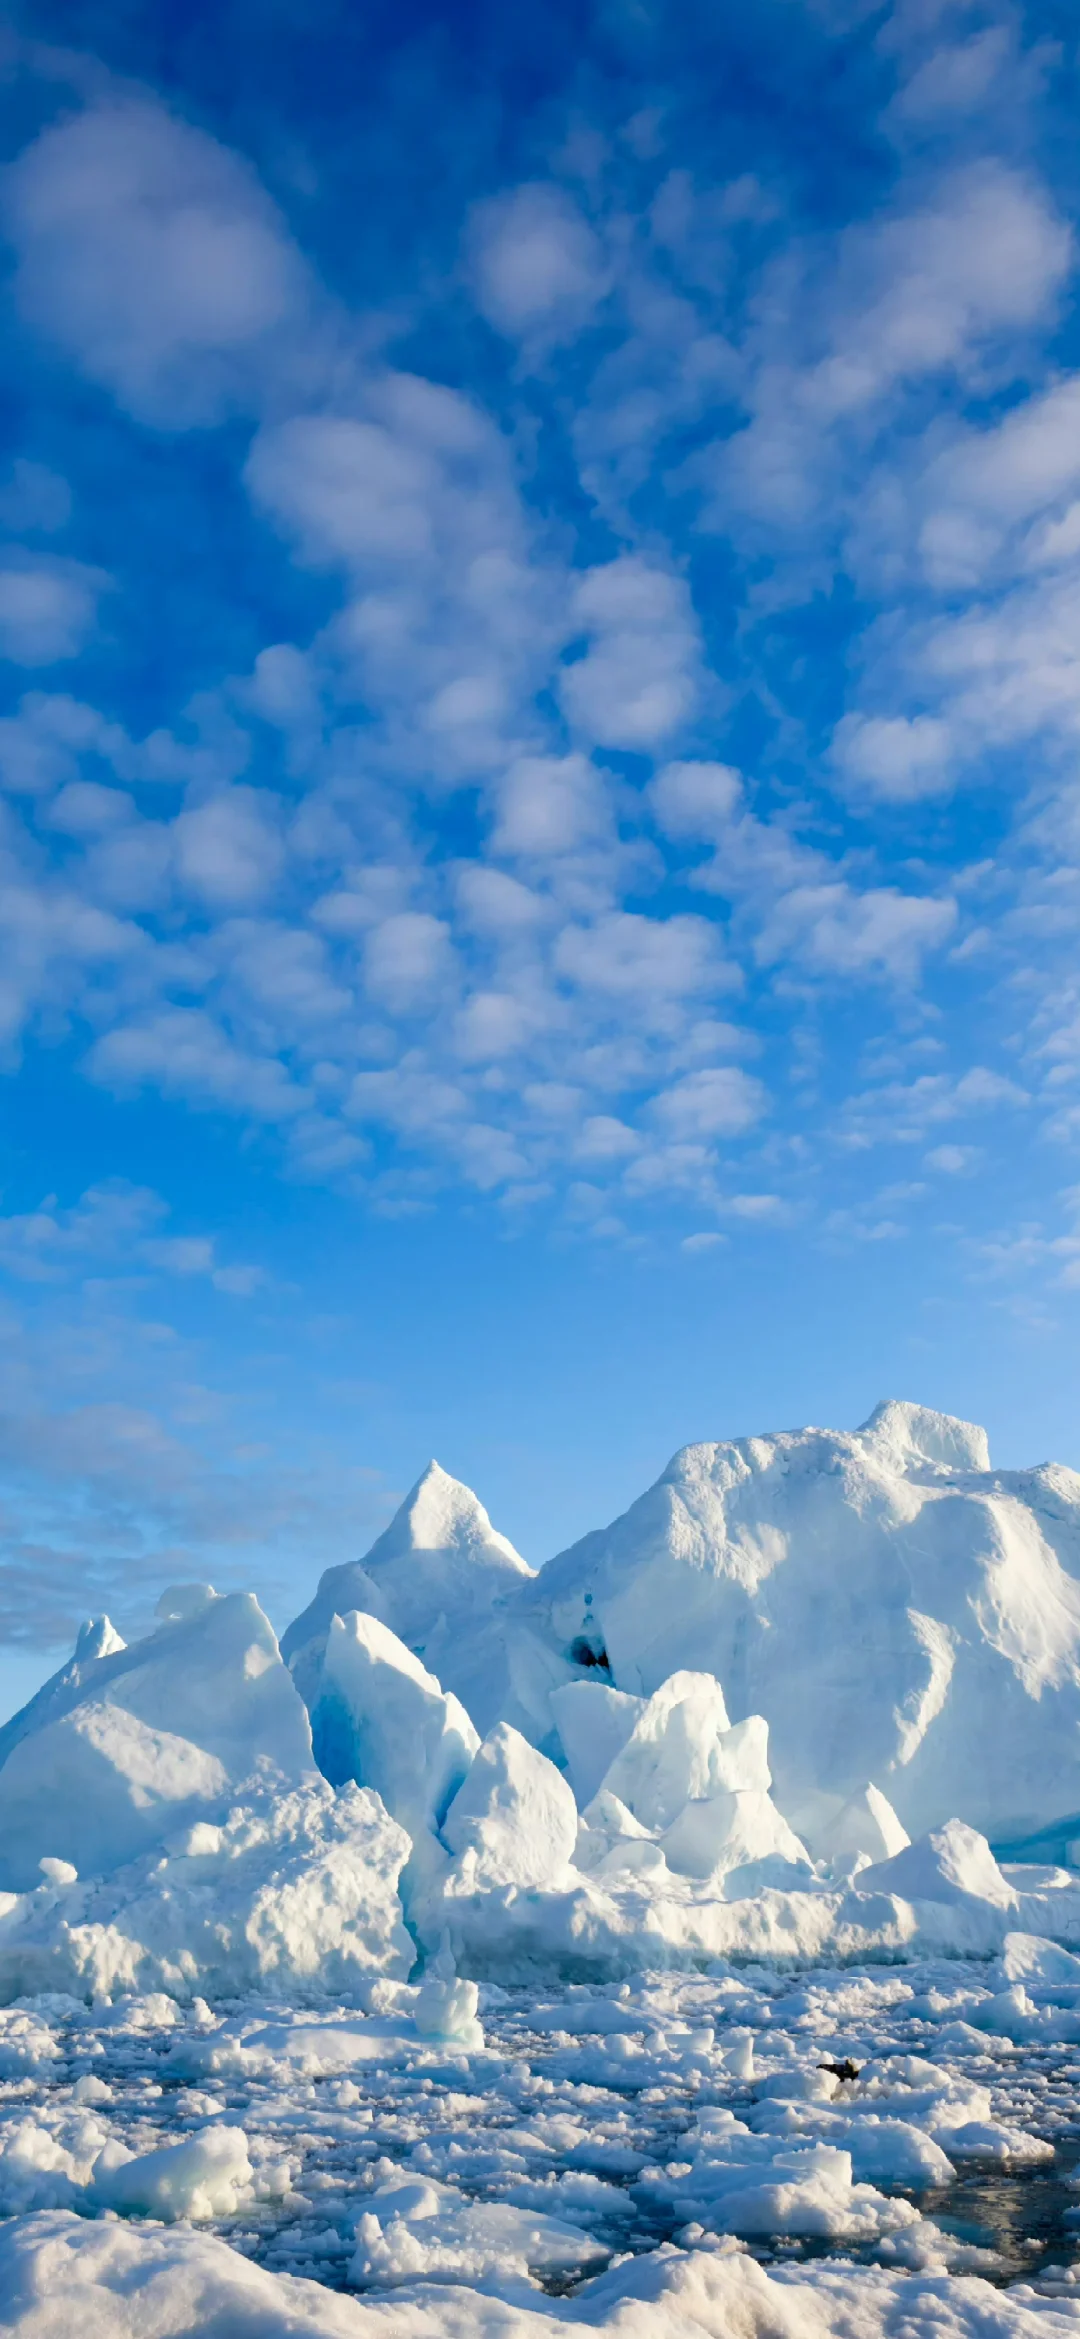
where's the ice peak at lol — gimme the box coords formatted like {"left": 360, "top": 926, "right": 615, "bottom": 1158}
{"left": 73, "top": 1617, "right": 126, "bottom": 1664}
{"left": 858, "top": 1398, "right": 990, "bottom": 1475}
{"left": 373, "top": 1462, "right": 531, "bottom": 1578}
{"left": 155, "top": 1583, "right": 219, "bottom": 1623}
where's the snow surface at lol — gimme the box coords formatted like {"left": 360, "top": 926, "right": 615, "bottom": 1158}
{"left": 6, "top": 1401, "right": 1080, "bottom": 2329}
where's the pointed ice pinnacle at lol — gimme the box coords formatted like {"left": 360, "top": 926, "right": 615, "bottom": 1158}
{"left": 282, "top": 1461, "right": 533, "bottom": 1738}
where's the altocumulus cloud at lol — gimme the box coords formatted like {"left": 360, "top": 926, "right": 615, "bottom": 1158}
{"left": 0, "top": 9, "right": 1075, "bottom": 1263}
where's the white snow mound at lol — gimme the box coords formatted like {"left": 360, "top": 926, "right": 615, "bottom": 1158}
{"left": 860, "top": 1819, "right": 1019, "bottom": 1910}
{"left": 0, "top": 1593, "right": 315, "bottom": 1892}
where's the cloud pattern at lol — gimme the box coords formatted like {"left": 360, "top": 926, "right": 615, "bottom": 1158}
{"left": 0, "top": 0, "right": 1078, "bottom": 1640}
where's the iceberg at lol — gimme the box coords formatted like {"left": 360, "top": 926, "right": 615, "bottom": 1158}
{"left": 4, "top": 1398, "right": 1080, "bottom": 2010}
{"left": 859, "top": 1818, "right": 1019, "bottom": 1911}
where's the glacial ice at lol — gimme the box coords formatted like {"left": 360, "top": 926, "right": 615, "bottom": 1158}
{"left": 310, "top": 1608, "right": 478, "bottom": 1834}
{"left": 283, "top": 1460, "right": 534, "bottom": 1736}
{"left": 441, "top": 1721, "right": 579, "bottom": 1891}
{"left": 5, "top": 1404, "right": 1080, "bottom": 2001}
{"left": 860, "top": 1820, "right": 1020, "bottom": 1911}
{"left": 0, "top": 1589, "right": 314, "bottom": 1892}
{"left": 0, "top": 1780, "right": 414, "bottom": 2004}
{"left": 5, "top": 1400, "right": 1080, "bottom": 2332}
{"left": 550, "top": 1679, "right": 644, "bottom": 1806}
{"left": 511, "top": 1399, "right": 1080, "bottom": 1849}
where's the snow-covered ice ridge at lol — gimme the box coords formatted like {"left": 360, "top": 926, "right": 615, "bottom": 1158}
{"left": 9, "top": 1398, "right": 1080, "bottom": 2329}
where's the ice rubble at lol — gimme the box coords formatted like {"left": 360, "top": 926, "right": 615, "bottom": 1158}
{"left": 10, "top": 2170, "right": 1080, "bottom": 2339}
{"left": 349, "top": 2171, "right": 607, "bottom": 2285}
{"left": 3, "top": 1938, "right": 1080, "bottom": 2329}
{"left": 10, "top": 2209, "right": 1080, "bottom": 2339}
{"left": 0, "top": 1589, "right": 413, "bottom": 2003}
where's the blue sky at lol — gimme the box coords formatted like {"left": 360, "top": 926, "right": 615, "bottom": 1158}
{"left": 2, "top": 0, "right": 1080, "bottom": 1711}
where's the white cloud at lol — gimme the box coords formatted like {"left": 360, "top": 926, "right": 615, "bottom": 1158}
{"left": 454, "top": 1120, "right": 530, "bottom": 1190}
{"left": 916, "top": 573, "right": 1080, "bottom": 750}
{"left": 622, "top": 1140, "right": 715, "bottom": 1198}
{"left": 491, "top": 753, "right": 610, "bottom": 857}
{"left": 0, "top": 458, "right": 72, "bottom": 535}
{"left": 826, "top": 162, "right": 1069, "bottom": 408}
{"left": 82, "top": 818, "right": 172, "bottom": 914}
{"left": 650, "top": 1064, "right": 765, "bottom": 1139}
{"left": 6, "top": 99, "right": 312, "bottom": 425}
{"left": 554, "top": 910, "right": 728, "bottom": 1006}
{"left": 213, "top": 919, "right": 353, "bottom": 1032}
{"left": 711, "top": 163, "right": 1071, "bottom": 531}
{"left": 46, "top": 780, "right": 133, "bottom": 835}
{"left": 757, "top": 882, "right": 957, "bottom": 983}
{"left": 573, "top": 1114, "right": 641, "bottom": 1163}
{"left": 455, "top": 864, "right": 544, "bottom": 935}
{"left": 346, "top": 1060, "right": 469, "bottom": 1139}
{"left": 247, "top": 415, "right": 437, "bottom": 567}
{"left": 0, "top": 1282, "right": 399, "bottom": 1649}
{"left": 363, "top": 913, "right": 455, "bottom": 1013}
{"left": 925, "top": 1143, "right": 980, "bottom": 1173}
{"left": 88, "top": 1008, "right": 309, "bottom": 1120}
{"left": 0, "top": 691, "right": 132, "bottom": 796}
{"left": 650, "top": 760, "right": 742, "bottom": 838}
{"left": 247, "top": 381, "right": 554, "bottom": 786}
{"left": 470, "top": 183, "right": 607, "bottom": 340}
{"left": 0, "top": 872, "right": 144, "bottom": 1054}
{"left": 0, "top": 556, "right": 106, "bottom": 665}
{"left": 1, "top": 86, "right": 1063, "bottom": 1242}
{"left": 887, "top": 25, "right": 1014, "bottom": 125}
{"left": 846, "top": 1065, "right": 1029, "bottom": 1146}
{"left": 830, "top": 712, "right": 956, "bottom": 802}
{"left": 0, "top": 1179, "right": 261, "bottom": 1296}
{"left": 559, "top": 558, "right": 700, "bottom": 749}
{"left": 915, "top": 375, "right": 1080, "bottom": 588}
{"left": 247, "top": 381, "right": 518, "bottom": 578}
{"left": 172, "top": 789, "right": 283, "bottom": 912}
{"left": 727, "top": 1191, "right": 785, "bottom": 1219}
{"left": 243, "top": 643, "right": 321, "bottom": 731}
{"left": 0, "top": 1180, "right": 163, "bottom": 1280}
{"left": 142, "top": 1235, "right": 263, "bottom": 1295}
{"left": 452, "top": 990, "right": 538, "bottom": 1063}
